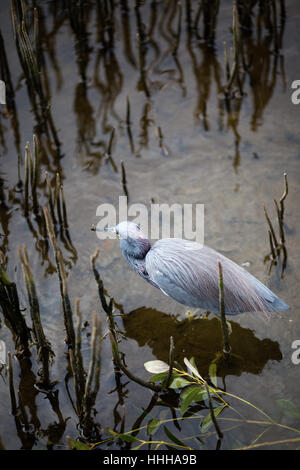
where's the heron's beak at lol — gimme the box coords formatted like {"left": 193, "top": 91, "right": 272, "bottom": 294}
{"left": 104, "top": 226, "right": 119, "bottom": 238}
{"left": 91, "top": 224, "right": 117, "bottom": 234}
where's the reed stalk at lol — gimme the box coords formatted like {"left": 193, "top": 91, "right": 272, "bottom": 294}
{"left": 264, "top": 174, "right": 288, "bottom": 274}
{"left": 105, "top": 128, "right": 118, "bottom": 172}
{"left": 23, "top": 137, "right": 40, "bottom": 216}
{"left": 264, "top": 206, "right": 279, "bottom": 255}
{"left": 268, "top": 230, "right": 277, "bottom": 261}
{"left": 74, "top": 298, "right": 85, "bottom": 391}
{"left": 0, "top": 252, "right": 31, "bottom": 357}
{"left": 43, "top": 207, "right": 75, "bottom": 349}
{"left": 45, "top": 172, "right": 57, "bottom": 227}
{"left": 68, "top": 303, "right": 85, "bottom": 417}
{"left": 225, "top": 1, "right": 243, "bottom": 96}
{"left": 279, "top": 172, "right": 288, "bottom": 220}
{"left": 274, "top": 199, "right": 285, "bottom": 245}
{"left": 60, "top": 183, "right": 69, "bottom": 230}
{"left": 157, "top": 126, "right": 169, "bottom": 157}
{"left": 18, "top": 245, "right": 54, "bottom": 388}
{"left": 93, "top": 314, "right": 102, "bottom": 400}
{"left": 24, "top": 142, "right": 30, "bottom": 216}
{"left": 31, "top": 134, "right": 39, "bottom": 214}
{"left": 204, "top": 381, "right": 223, "bottom": 439}
{"left": 218, "top": 262, "right": 231, "bottom": 357}
{"left": 10, "top": 0, "right": 60, "bottom": 149}
{"left": 83, "top": 313, "right": 102, "bottom": 415}
{"left": 90, "top": 248, "right": 161, "bottom": 392}
{"left": 164, "top": 336, "right": 174, "bottom": 390}
{"left": 109, "top": 332, "right": 161, "bottom": 392}
{"left": 107, "top": 127, "right": 115, "bottom": 157}
{"left": 55, "top": 173, "right": 63, "bottom": 228}
{"left": 68, "top": 300, "right": 102, "bottom": 436}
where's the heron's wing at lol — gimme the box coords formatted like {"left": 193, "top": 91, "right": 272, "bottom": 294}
{"left": 146, "top": 239, "right": 289, "bottom": 314}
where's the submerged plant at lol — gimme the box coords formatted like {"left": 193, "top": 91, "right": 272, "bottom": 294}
{"left": 81, "top": 355, "right": 300, "bottom": 451}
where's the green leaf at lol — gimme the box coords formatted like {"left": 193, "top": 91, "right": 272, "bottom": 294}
{"left": 147, "top": 418, "right": 162, "bottom": 436}
{"left": 108, "top": 428, "right": 139, "bottom": 442}
{"left": 150, "top": 371, "right": 181, "bottom": 383}
{"left": 183, "top": 357, "right": 203, "bottom": 380}
{"left": 208, "top": 363, "right": 218, "bottom": 388}
{"left": 150, "top": 371, "right": 169, "bottom": 382}
{"left": 168, "top": 376, "right": 192, "bottom": 389}
{"left": 180, "top": 385, "right": 207, "bottom": 415}
{"left": 163, "top": 426, "right": 185, "bottom": 447}
{"left": 276, "top": 399, "right": 300, "bottom": 420}
{"left": 118, "top": 433, "right": 140, "bottom": 443}
{"left": 189, "top": 357, "right": 199, "bottom": 372}
{"left": 180, "top": 384, "right": 207, "bottom": 402}
{"left": 66, "top": 437, "right": 90, "bottom": 450}
{"left": 144, "top": 360, "right": 169, "bottom": 374}
{"left": 200, "top": 405, "right": 225, "bottom": 433}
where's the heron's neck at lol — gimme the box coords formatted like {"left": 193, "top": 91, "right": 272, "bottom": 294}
{"left": 120, "top": 238, "right": 157, "bottom": 286}
{"left": 120, "top": 237, "right": 151, "bottom": 260}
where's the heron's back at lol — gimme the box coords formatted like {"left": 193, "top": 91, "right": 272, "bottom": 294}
{"left": 146, "top": 238, "right": 289, "bottom": 315}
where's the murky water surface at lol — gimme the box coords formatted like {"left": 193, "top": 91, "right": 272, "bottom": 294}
{"left": 0, "top": 0, "right": 300, "bottom": 450}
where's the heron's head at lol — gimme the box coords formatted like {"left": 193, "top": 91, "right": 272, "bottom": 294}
{"left": 93, "top": 221, "right": 151, "bottom": 259}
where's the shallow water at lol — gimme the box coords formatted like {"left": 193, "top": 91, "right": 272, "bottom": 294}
{"left": 0, "top": 0, "right": 300, "bottom": 450}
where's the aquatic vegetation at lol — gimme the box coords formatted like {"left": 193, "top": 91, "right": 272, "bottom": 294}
{"left": 75, "top": 356, "right": 300, "bottom": 451}
{"left": 264, "top": 173, "right": 289, "bottom": 277}
{"left": 18, "top": 245, "right": 54, "bottom": 388}
{"left": 10, "top": 0, "right": 61, "bottom": 150}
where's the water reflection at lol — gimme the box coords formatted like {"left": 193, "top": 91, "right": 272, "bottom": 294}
{"left": 0, "top": 173, "right": 12, "bottom": 253}
{"left": 7, "top": 357, "right": 68, "bottom": 449}
{"left": 0, "top": 30, "right": 21, "bottom": 180}
{"left": 123, "top": 307, "right": 282, "bottom": 378}
{"left": 0, "top": 0, "right": 288, "bottom": 178}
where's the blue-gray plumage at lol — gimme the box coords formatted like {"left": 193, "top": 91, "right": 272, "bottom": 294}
{"left": 95, "top": 221, "right": 289, "bottom": 315}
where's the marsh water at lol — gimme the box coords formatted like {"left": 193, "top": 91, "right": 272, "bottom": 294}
{"left": 0, "top": 0, "right": 300, "bottom": 450}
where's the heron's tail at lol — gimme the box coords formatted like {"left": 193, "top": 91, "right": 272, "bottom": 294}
{"left": 248, "top": 273, "right": 290, "bottom": 312}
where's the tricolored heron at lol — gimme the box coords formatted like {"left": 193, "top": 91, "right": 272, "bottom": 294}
{"left": 92, "top": 221, "right": 289, "bottom": 315}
